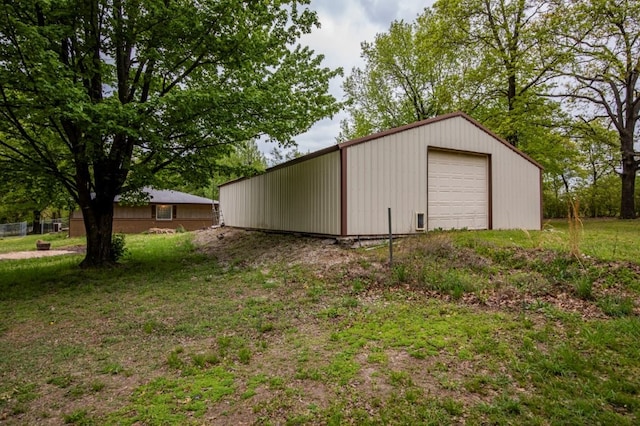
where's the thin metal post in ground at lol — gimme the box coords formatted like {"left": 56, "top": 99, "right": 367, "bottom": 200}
{"left": 388, "top": 207, "right": 393, "bottom": 267}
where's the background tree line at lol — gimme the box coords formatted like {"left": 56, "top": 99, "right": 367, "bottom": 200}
{"left": 340, "top": 0, "right": 639, "bottom": 219}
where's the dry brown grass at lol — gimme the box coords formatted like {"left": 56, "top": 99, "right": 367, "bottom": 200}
{"left": 567, "top": 198, "right": 584, "bottom": 260}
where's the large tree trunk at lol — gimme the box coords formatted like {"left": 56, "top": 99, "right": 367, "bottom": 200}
{"left": 32, "top": 210, "right": 41, "bottom": 235}
{"left": 620, "top": 143, "right": 637, "bottom": 219}
{"left": 506, "top": 73, "right": 518, "bottom": 147}
{"left": 79, "top": 196, "right": 116, "bottom": 268}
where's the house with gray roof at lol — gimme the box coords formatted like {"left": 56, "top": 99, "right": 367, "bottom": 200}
{"left": 69, "top": 187, "right": 219, "bottom": 237}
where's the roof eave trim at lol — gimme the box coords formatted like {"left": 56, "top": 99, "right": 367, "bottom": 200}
{"left": 338, "top": 111, "right": 543, "bottom": 170}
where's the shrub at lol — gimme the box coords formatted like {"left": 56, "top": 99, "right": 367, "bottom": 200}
{"left": 110, "top": 233, "right": 129, "bottom": 262}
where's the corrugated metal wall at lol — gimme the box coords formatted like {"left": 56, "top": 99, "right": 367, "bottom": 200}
{"left": 220, "top": 114, "right": 541, "bottom": 236}
{"left": 220, "top": 151, "right": 341, "bottom": 235}
{"left": 345, "top": 116, "right": 541, "bottom": 234}
{"left": 345, "top": 127, "right": 426, "bottom": 235}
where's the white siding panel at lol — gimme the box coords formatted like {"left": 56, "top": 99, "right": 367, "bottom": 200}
{"left": 346, "top": 116, "right": 541, "bottom": 235}
{"left": 491, "top": 151, "right": 541, "bottom": 229}
{"left": 220, "top": 151, "right": 341, "bottom": 235}
{"left": 346, "top": 130, "right": 427, "bottom": 235}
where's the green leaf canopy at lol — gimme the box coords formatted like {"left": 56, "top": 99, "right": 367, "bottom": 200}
{"left": 0, "top": 0, "right": 341, "bottom": 266}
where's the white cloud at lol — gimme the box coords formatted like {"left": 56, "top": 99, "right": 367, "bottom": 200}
{"left": 357, "top": 0, "right": 403, "bottom": 25}
{"left": 267, "top": 0, "right": 432, "bottom": 158}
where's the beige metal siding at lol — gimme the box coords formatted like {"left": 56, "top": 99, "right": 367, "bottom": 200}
{"left": 73, "top": 205, "right": 146, "bottom": 219}
{"left": 346, "top": 129, "right": 426, "bottom": 235}
{"left": 346, "top": 116, "right": 541, "bottom": 234}
{"left": 86, "top": 204, "right": 212, "bottom": 220}
{"left": 491, "top": 152, "right": 541, "bottom": 230}
{"left": 220, "top": 151, "right": 341, "bottom": 234}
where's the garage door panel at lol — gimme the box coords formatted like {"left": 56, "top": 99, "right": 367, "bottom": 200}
{"left": 428, "top": 151, "right": 488, "bottom": 230}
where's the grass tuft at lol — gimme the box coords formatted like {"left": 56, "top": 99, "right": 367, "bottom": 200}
{"left": 63, "top": 409, "right": 93, "bottom": 425}
{"left": 100, "top": 363, "right": 125, "bottom": 375}
{"left": 46, "top": 375, "right": 73, "bottom": 388}
{"left": 392, "top": 264, "right": 409, "bottom": 283}
{"left": 573, "top": 275, "right": 594, "bottom": 300}
{"left": 598, "top": 295, "right": 635, "bottom": 317}
{"left": 420, "top": 267, "right": 476, "bottom": 299}
{"left": 167, "top": 350, "right": 184, "bottom": 369}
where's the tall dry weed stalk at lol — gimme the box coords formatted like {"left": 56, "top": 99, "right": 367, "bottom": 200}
{"left": 567, "top": 198, "right": 583, "bottom": 259}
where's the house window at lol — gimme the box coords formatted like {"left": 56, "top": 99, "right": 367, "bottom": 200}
{"left": 416, "top": 212, "right": 425, "bottom": 231}
{"left": 156, "top": 205, "right": 173, "bottom": 220}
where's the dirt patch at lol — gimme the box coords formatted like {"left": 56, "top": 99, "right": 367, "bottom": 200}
{"left": 193, "top": 227, "right": 356, "bottom": 271}
{"left": 0, "top": 247, "right": 85, "bottom": 260}
{"left": 193, "top": 228, "right": 640, "bottom": 320}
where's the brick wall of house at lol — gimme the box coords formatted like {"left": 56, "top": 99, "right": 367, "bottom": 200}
{"left": 69, "top": 217, "right": 215, "bottom": 237}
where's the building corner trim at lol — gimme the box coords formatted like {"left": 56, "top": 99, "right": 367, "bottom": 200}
{"left": 340, "top": 147, "right": 348, "bottom": 236}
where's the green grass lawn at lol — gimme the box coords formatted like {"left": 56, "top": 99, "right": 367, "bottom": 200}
{"left": 0, "top": 220, "right": 638, "bottom": 425}
{"left": 0, "top": 232, "right": 86, "bottom": 253}
{"left": 450, "top": 218, "right": 640, "bottom": 262}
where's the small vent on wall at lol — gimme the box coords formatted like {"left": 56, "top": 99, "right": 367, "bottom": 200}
{"left": 416, "top": 212, "right": 425, "bottom": 231}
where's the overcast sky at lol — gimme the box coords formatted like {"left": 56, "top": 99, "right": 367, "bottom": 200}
{"left": 260, "top": 0, "right": 433, "bottom": 159}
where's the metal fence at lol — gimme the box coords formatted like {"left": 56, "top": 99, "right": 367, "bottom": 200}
{"left": 0, "top": 221, "right": 28, "bottom": 237}
{"left": 0, "top": 218, "right": 69, "bottom": 237}
{"left": 38, "top": 218, "right": 69, "bottom": 234}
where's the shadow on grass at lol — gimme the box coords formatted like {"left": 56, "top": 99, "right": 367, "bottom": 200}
{"left": 0, "top": 237, "right": 217, "bottom": 302}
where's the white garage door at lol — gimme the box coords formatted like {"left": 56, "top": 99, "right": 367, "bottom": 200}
{"left": 428, "top": 150, "right": 488, "bottom": 230}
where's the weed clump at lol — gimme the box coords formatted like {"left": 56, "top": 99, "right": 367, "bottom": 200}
{"left": 192, "top": 352, "right": 220, "bottom": 368}
{"left": 598, "top": 296, "right": 635, "bottom": 317}
{"left": 392, "top": 264, "right": 409, "bottom": 283}
{"left": 167, "top": 347, "right": 185, "bottom": 369}
{"left": 415, "top": 233, "right": 455, "bottom": 258}
{"left": 63, "top": 409, "right": 91, "bottom": 425}
{"left": 420, "top": 267, "right": 476, "bottom": 300}
{"left": 385, "top": 234, "right": 485, "bottom": 299}
{"left": 573, "top": 275, "right": 594, "bottom": 300}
